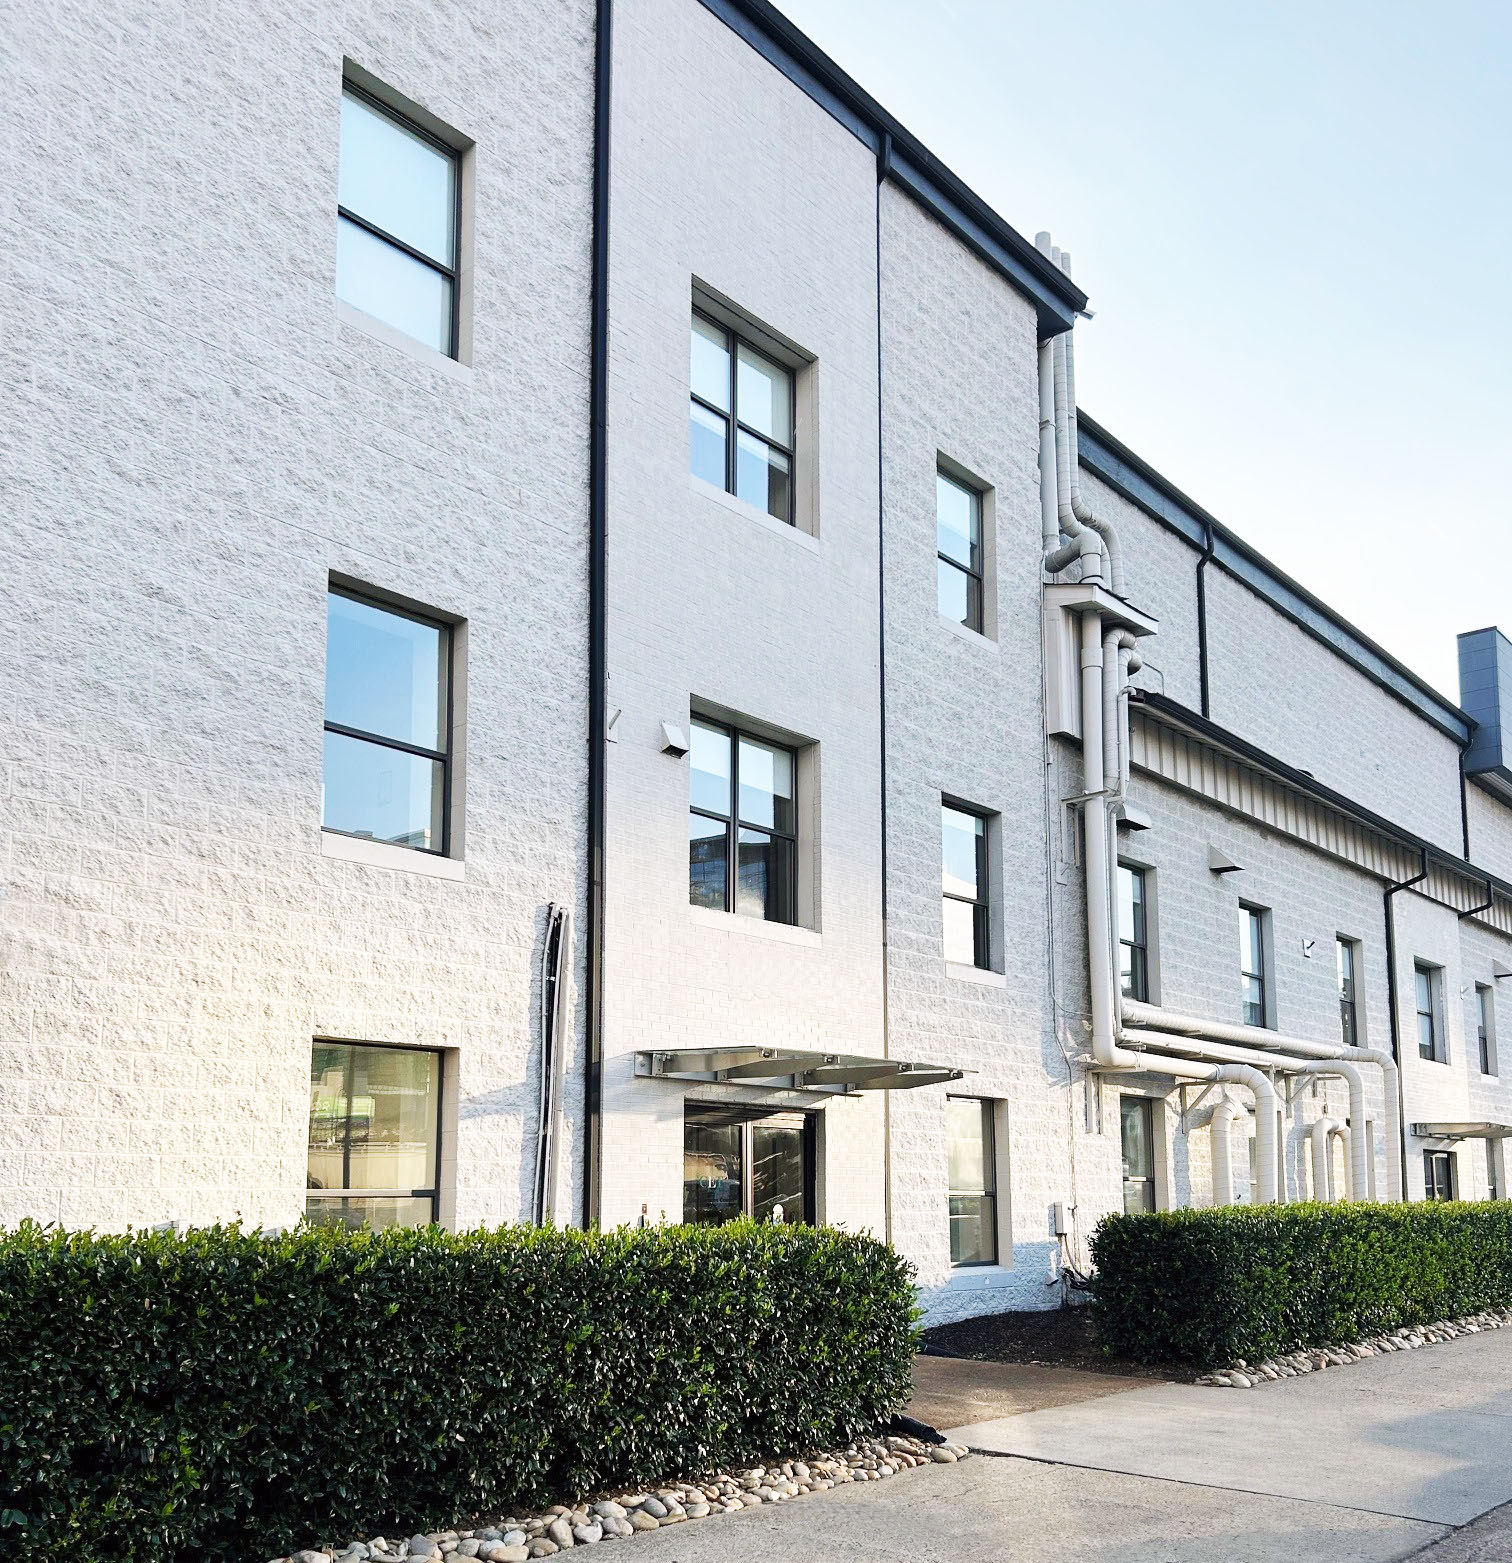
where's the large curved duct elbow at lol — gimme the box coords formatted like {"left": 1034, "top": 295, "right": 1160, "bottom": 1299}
{"left": 1211, "top": 1095, "right": 1245, "bottom": 1206}
{"left": 1293, "top": 1061, "right": 1371, "bottom": 1200}
{"left": 1355, "top": 1048, "right": 1403, "bottom": 1202}
{"left": 1212, "top": 1064, "right": 1278, "bottom": 1204}
{"left": 1310, "top": 1116, "right": 1343, "bottom": 1200}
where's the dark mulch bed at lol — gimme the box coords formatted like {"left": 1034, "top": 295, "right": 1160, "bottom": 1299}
{"left": 921, "top": 1304, "right": 1187, "bottom": 1381}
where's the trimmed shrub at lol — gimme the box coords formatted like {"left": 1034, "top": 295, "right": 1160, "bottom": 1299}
{"left": 1091, "top": 1200, "right": 1512, "bottom": 1367}
{"left": 0, "top": 1219, "right": 916, "bottom": 1561}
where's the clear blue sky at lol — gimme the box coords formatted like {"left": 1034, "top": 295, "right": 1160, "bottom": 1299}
{"left": 776, "top": 0, "right": 1512, "bottom": 700}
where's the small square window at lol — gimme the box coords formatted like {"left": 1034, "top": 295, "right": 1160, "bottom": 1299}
{"left": 338, "top": 85, "right": 460, "bottom": 356}
{"left": 323, "top": 588, "right": 453, "bottom": 854}
{"left": 690, "top": 310, "right": 794, "bottom": 524}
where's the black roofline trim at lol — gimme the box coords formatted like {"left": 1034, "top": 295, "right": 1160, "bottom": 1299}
{"left": 1078, "top": 413, "right": 1472, "bottom": 745}
{"left": 694, "top": 0, "right": 1085, "bottom": 337}
{"left": 1135, "top": 691, "right": 1509, "bottom": 902}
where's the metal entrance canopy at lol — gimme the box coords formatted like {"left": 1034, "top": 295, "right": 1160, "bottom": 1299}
{"left": 1411, "top": 1122, "right": 1512, "bottom": 1142}
{"left": 635, "top": 1046, "right": 965, "bottom": 1096}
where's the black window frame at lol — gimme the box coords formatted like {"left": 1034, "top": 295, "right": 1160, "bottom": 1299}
{"left": 1423, "top": 1148, "right": 1456, "bottom": 1202}
{"left": 1415, "top": 961, "right": 1446, "bottom": 1063}
{"left": 688, "top": 717, "right": 798, "bottom": 925}
{"left": 323, "top": 585, "right": 454, "bottom": 857}
{"left": 1120, "top": 1094, "right": 1157, "bottom": 1214}
{"left": 941, "top": 801, "right": 991, "bottom": 970}
{"left": 1119, "top": 862, "right": 1150, "bottom": 1003}
{"left": 936, "top": 467, "right": 985, "bottom": 634}
{"left": 946, "top": 1094, "right": 999, "bottom": 1267}
{"left": 1337, "top": 936, "right": 1360, "bottom": 1047}
{"left": 338, "top": 82, "right": 463, "bottom": 359}
{"left": 1240, "top": 903, "right": 1270, "bottom": 1030}
{"left": 305, "top": 1040, "right": 443, "bottom": 1228}
{"left": 1489, "top": 1140, "right": 1502, "bottom": 1202}
{"left": 1478, "top": 983, "right": 1497, "bottom": 1076}
{"left": 689, "top": 309, "right": 796, "bottom": 525}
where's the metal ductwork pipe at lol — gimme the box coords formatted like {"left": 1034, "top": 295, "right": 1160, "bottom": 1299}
{"left": 1211, "top": 1094, "right": 1245, "bottom": 1206}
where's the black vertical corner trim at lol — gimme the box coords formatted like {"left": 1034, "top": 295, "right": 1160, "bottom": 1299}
{"left": 1195, "top": 517, "right": 1215, "bottom": 720}
{"left": 584, "top": 0, "right": 612, "bottom": 1231}
{"left": 875, "top": 128, "right": 893, "bottom": 1245}
{"left": 1382, "top": 848, "right": 1428, "bottom": 1203}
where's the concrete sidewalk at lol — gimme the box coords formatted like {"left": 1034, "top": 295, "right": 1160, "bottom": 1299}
{"left": 906, "top": 1351, "right": 1150, "bottom": 1429}
{"left": 631, "top": 1330, "right": 1512, "bottom": 1560}
{"left": 951, "top": 1328, "right": 1512, "bottom": 1527}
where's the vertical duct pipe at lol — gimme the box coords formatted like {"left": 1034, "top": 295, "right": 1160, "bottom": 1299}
{"left": 1211, "top": 1095, "right": 1244, "bottom": 1205}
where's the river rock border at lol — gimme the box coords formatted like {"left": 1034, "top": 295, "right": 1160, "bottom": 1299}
{"left": 1194, "top": 1306, "right": 1512, "bottom": 1388}
{"left": 272, "top": 1434, "right": 971, "bottom": 1563}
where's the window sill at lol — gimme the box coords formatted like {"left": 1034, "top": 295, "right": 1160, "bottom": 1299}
{"left": 939, "top": 614, "right": 998, "bottom": 650}
{"left": 691, "top": 475, "right": 819, "bottom": 551}
{"left": 321, "top": 831, "right": 466, "bottom": 881}
{"left": 946, "top": 962, "right": 1005, "bottom": 987}
{"left": 943, "top": 1262, "right": 1015, "bottom": 1287}
{"left": 337, "top": 300, "right": 475, "bottom": 383}
{"left": 689, "top": 904, "right": 821, "bottom": 947}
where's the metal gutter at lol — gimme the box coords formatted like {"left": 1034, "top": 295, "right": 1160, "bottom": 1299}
{"left": 1077, "top": 414, "right": 1473, "bottom": 745}
{"left": 693, "top": 0, "right": 1086, "bottom": 338}
{"left": 583, "top": 0, "right": 613, "bottom": 1230}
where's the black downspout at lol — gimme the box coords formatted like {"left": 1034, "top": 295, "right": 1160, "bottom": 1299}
{"left": 875, "top": 130, "right": 892, "bottom": 1246}
{"left": 583, "top": 0, "right": 612, "bottom": 1230}
{"left": 1195, "top": 518, "right": 1215, "bottom": 719}
{"left": 1460, "top": 745, "right": 1473, "bottom": 860}
{"left": 1382, "top": 846, "right": 1429, "bottom": 1203}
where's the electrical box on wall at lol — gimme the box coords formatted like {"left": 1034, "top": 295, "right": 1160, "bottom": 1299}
{"left": 1051, "top": 1200, "right": 1069, "bottom": 1236}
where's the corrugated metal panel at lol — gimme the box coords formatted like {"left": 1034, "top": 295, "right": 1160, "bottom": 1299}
{"left": 1129, "top": 708, "right": 1507, "bottom": 929}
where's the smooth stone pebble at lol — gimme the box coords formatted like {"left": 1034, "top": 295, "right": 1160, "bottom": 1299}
{"left": 545, "top": 1519, "right": 574, "bottom": 1549}
{"left": 929, "top": 1447, "right": 957, "bottom": 1463}
{"left": 591, "top": 1503, "right": 626, "bottom": 1520}
{"left": 528, "top": 1546, "right": 559, "bottom": 1560}
{"left": 571, "top": 1524, "right": 601, "bottom": 1545}
{"left": 638, "top": 1498, "right": 667, "bottom": 1519}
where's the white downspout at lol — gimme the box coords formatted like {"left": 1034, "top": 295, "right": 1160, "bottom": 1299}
{"left": 1211, "top": 1095, "right": 1244, "bottom": 1206}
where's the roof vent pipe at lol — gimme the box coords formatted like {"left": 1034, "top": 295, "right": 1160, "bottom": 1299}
{"left": 1054, "top": 250, "right": 1126, "bottom": 598}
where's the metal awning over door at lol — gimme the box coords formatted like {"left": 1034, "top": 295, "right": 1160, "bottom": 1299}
{"left": 636, "top": 1046, "right": 965, "bottom": 1096}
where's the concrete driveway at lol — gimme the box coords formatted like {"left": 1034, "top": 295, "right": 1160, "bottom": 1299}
{"left": 629, "top": 1331, "right": 1512, "bottom": 1561}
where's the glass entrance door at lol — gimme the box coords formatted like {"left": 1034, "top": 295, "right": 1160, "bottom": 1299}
{"left": 683, "top": 1105, "right": 813, "bottom": 1226}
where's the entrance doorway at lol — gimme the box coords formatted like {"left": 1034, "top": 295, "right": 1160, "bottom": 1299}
{"left": 683, "top": 1104, "right": 815, "bottom": 1226}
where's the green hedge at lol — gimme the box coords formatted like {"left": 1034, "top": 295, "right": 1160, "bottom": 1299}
{"left": 1091, "top": 1201, "right": 1512, "bottom": 1366}
{"left": 0, "top": 1219, "right": 916, "bottom": 1561}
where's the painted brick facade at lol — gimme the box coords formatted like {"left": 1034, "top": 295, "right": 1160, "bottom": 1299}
{"left": 6, "top": 0, "right": 1512, "bottom": 1328}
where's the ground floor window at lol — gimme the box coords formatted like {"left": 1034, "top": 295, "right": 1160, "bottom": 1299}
{"left": 307, "top": 1041, "right": 441, "bottom": 1229}
{"left": 1423, "top": 1148, "right": 1456, "bottom": 1202}
{"left": 683, "top": 1105, "right": 813, "bottom": 1226}
{"left": 947, "top": 1096, "right": 999, "bottom": 1265}
{"left": 1489, "top": 1141, "right": 1501, "bottom": 1202}
{"left": 1121, "top": 1095, "right": 1157, "bottom": 1214}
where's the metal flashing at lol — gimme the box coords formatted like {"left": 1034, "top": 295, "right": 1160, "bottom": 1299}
{"left": 1077, "top": 414, "right": 1472, "bottom": 745}
{"left": 693, "top": 0, "right": 1085, "bottom": 337}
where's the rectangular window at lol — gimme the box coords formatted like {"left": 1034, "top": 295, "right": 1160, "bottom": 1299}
{"left": 1119, "top": 864, "right": 1150, "bottom": 1002}
{"left": 1120, "top": 1095, "right": 1157, "bottom": 1213}
{"left": 1337, "top": 937, "right": 1360, "bottom": 1046}
{"left": 682, "top": 1106, "right": 812, "bottom": 1226}
{"left": 307, "top": 1041, "right": 440, "bottom": 1229}
{"left": 1416, "top": 962, "right": 1446, "bottom": 1063}
{"left": 323, "top": 588, "right": 451, "bottom": 854}
{"left": 1240, "top": 905, "right": 1269, "bottom": 1029}
{"left": 1488, "top": 1140, "right": 1501, "bottom": 1202}
{"left": 947, "top": 1096, "right": 998, "bottom": 1265}
{"left": 337, "top": 85, "right": 460, "bottom": 356}
{"left": 1423, "top": 1148, "right": 1456, "bottom": 1202}
{"left": 688, "top": 718, "right": 796, "bottom": 924}
{"left": 690, "top": 312, "right": 794, "bottom": 524}
{"left": 1478, "top": 984, "right": 1497, "bottom": 1075}
{"left": 941, "top": 803, "right": 990, "bottom": 968}
{"left": 936, "top": 470, "right": 984, "bottom": 632}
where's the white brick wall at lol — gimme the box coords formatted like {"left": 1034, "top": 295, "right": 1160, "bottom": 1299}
{"left": 1, "top": 0, "right": 595, "bottom": 1230}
